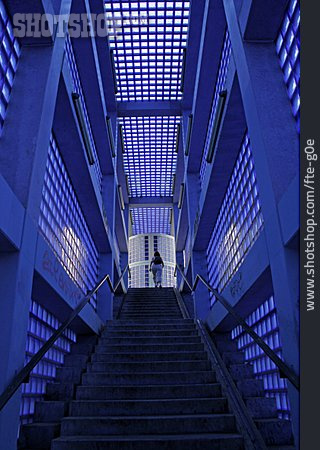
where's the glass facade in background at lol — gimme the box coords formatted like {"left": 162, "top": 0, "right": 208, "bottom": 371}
{"left": 200, "top": 29, "right": 232, "bottom": 185}
{"left": 20, "top": 300, "right": 76, "bottom": 424}
{"left": 39, "top": 133, "right": 99, "bottom": 309}
{"left": 0, "top": 0, "right": 21, "bottom": 131}
{"left": 65, "top": 34, "right": 102, "bottom": 189}
{"left": 206, "top": 133, "right": 263, "bottom": 305}
{"left": 276, "top": 0, "right": 300, "bottom": 130}
{"left": 231, "top": 295, "right": 290, "bottom": 419}
{"left": 105, "top": 0, "right": 190, "bottom": 101}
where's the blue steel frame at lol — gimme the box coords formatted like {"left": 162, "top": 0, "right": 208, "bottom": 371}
{"left": 232, "top": 295, "right": 290, "bottom": 419}
{"left": 276, "top": 0, "right": 300, "bottom": 130}
{"left": 39, "top": 133, "right": 99, "bottom": 308}
{"left": 0, "top": 0, "right": 21, "bottom": 132}
{"left": 105, "top": 0, "right": 190, "bottom": 101}
{"left": 206, "top": 132, "right": 264, "bottom": 305}
{"left": 200, "top": 29, "right": 232, "bottom": 185}
{"left": 65, "top": 34, "right": 103, "bottom": 188}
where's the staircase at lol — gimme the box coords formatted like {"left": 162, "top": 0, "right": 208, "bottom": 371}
{"left": 18, "top": 288, "right": 295, "bottom": 449}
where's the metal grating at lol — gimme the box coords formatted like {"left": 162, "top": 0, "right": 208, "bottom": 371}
{"left": 131, "top": 207, "right": 171, "bottom": 235}
{"left": 232, "top": 296, "right": 290, "bottom": 420}
{"left": 120, "top": 115, "right": 180, "bottom": 197}
{"left": 276, "top": 0, "right": 300, "bottom": 130}
{"left": 105, "top": 0, "right": 190, "bottom": 101}
{"left": 0, "top": 0, "right": 21, "bottom": 132}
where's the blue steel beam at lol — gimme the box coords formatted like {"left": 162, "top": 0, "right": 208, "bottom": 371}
{"left": 117, "top": 101, "right": 182, "bottom": 118}
{"left": 187, "top": 0, "right": 227, "bottom": 174}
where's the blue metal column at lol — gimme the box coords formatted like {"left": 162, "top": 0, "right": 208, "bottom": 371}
{"left": 223, "top": 0, "right": 299, "bottom": 442}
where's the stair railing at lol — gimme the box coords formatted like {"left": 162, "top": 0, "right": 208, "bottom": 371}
{"left": 174, "top": 264, "right": 300, "bottom": 391}
{"left": 0, "top": 265, "right": 130, "bottom": 412}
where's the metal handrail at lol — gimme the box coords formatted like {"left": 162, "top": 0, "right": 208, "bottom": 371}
{"left": 0, "top": 265, "right": 130, "bottom": 412}
{"left": 174, "top": 264, "right": 300, "bottom": 390}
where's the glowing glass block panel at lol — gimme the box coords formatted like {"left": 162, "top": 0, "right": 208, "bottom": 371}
{"left": 129, "top": 233, "right": 176, "bottom": 287}
{"left": 0, "top": 0, "right": 21, "bottom": 132}
{"left": 276, "top": 0, "right": 300, "bottom": 130}
{"left": 20, "top": 300, "right": 76, "bottom": 424}
{"left": 105, "top": 0, "right": 190, "bottom": 101}
{"left": 206, "top": 133, "right": 264, "bottom": 305}
{"left": 131, "top": 207, "right": 171, "bottom": 235}
{"left": 120, "top": 115, "right": 180, "bottom": 197}
{"left": 65, "top": 35, "right": 102, "bottom": 189}
{"left": 231, "top": 296, "right": 290, "bottom": 419}
{"left": 200, "top": 29, "right": 232, "bottom": 185}
{"left": 39, "top": 133, "right": 99, "bottom": 309}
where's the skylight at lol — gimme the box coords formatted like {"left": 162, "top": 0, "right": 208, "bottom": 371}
{"left": 105, "top": 0, "right": 190, "bottom": 101}
{"left": 131, "top": 207, "right": 172, "bottom": 235}
{"left": 120, "top": 115, "right": 180, "bottom": 197}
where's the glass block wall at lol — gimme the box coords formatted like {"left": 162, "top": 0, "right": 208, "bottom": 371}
{"left": 0, "top": 0, "right": 21, "bottom": 132}
{"left": 20, "top": 300, "right": 76, "bottom": 424}
{"left": 200, "top": 29, "right": 232, "bottom": 185}
{"left": 39, "top": 133, "right": 99, "bottom": 309}
{"left": 65, "top": 34, "right": 102, "bottom": 189}
{"left": 129, "top": 233, "right": 176, "bottom": 288}
{"left": 231, "top": 295, "right": 290, "bottom": 419}
{"left": 131, "top": 207, "right": 172, "bottom": 235}
{"left": 207, "top": 133, "right": 264, "bottom": 305}
{"left": 276, "top": 0, "right": 300, "bottom": 130}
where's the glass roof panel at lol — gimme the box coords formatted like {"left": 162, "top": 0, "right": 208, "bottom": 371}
{"left": 120, "top": 115, "right": 180, "bottom": 197}
{"left": 131, "top": 207, "right": 172, "bottom": 235}
{"left": 105, "top": 0, "right": 190, "bottom": 101}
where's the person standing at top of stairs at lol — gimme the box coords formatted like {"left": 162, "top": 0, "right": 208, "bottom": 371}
{"left": 150, "top": 251, "right": 164, "bottom": 288}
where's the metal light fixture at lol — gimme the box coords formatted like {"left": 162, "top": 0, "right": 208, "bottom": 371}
{"left": 185, "top": 114, "right": 193, "bottom": 156}
{"left": 125, "top": 175, "right": 131, "bottom": 197}
{"left": 206, "top": 90, "right": 227, "bottom": 164}
{"left": 119, "top": 124, "right": 125, "bottom": 154}
{"left": 118, "top": 185, "right": 125, "bottom": 211}
{"left": 175, "top": 123, "right": 181, "bottom": 154}
{"left": 172, "top": 174, "right": 176, "bottom": 195}
{"left": 110, "top": 49, "right": 118, "bottom": 94}
{"left": 72, "top": 92, "right": 95, "bottom": 166}
{"left": 106, "top": 116, "right": 115, "bottom": 157}
{"left": 180, "top": 48, "right": 187, "bottom": 93}
{"left": 178, "top": 183, "right": 185, "bottom": 209}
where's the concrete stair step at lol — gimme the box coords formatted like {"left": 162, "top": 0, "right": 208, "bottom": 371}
{"left": 254, "top": 419, "right": 293, "bottom": 446}
{"left": 102, "top": 329, "right": 198, "bottom": 337}
{"left": 245, "top": 397, "right": 278, "bottom": 419}
{"left": 81, "top": 370, "right": 216, "bottom": 386}
{"left": 51, "top": 433, "right": 243, "bottom": 450}
{"left": 52, "top": 433, "right": 243, "bottom": 450}
{"left": 45, "top": 383, "right": 75, "bottom": 401}
{"left": 63, "top": 354, "right": 89, "bottom": 369}
{"left": 119, "top": 315, "right": 183, "bottom": 319}
{"left": 87, "top": 360, "right": 211, "bottom": 373}
{"left": 106, "top": 323, "right": 196, "bottom": 331}
{"left": 69, "top": 397, "right": 228, "bottom": 416}
{"left": 221, "top": 351, "right": 245, "bottom": 366}
{"left": 228, "top": 363, "right": 254, "bottom": 381}
{"left": 113, "top": 319, "right": 194, "bottom": 324}
{"left": 236, "top": 379, "right": 265, "bottom": 397}
{"left": 91, "top": 351, "right": 208, "bottom": 362}
{"left": 98, "top": 336, "right": 201, "bottom": 344}
{"left": 18, "top": 423, "right": 60, "bottom": 449}
{"left": 34, "top": 401, "right": 68, "bottom": 423}
{"left": 76, "top": 383, "right": 222, "bottom": 400}
{"left": 95, "top": 343, "right": 205, "bottom": 353}
{"left": 56, "top": 367, "right": 83, "bottom": 383}
{"left": 60, "top": 414, "right": 237, "bottom": 436}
